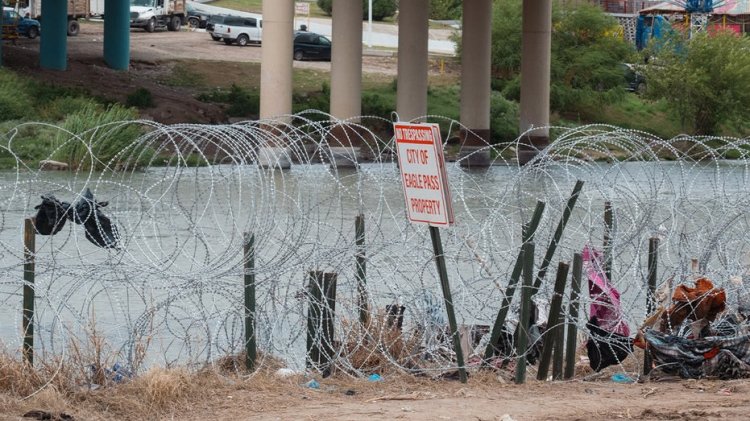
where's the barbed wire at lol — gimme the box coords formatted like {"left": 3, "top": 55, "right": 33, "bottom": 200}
{"left": 1, "top": 114, "right": 750, "bottom": 385}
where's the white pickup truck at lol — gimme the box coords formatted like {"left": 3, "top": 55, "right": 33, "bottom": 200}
{"left": 213, "top": 14, "right": 262, "bottom": 46}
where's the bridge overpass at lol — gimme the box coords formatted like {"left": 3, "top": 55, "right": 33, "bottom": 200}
{"left": 1, "top": 0, "right": 555, "bottom": 165}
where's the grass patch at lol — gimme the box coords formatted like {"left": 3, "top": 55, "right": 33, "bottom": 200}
{"left": 167, "top": 61, "right": 261, "bottom": 91}
{"left": 53, "top": 103, "right": 148, "bottom": 171}
{"left": 162, "top": 62, "right": 207, "bottom": 88}
{"left": 561, "top": 94, "right": 683, "bottom": 139}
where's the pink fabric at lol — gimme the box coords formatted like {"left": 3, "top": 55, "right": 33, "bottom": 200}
{"left": 583, "top": 245, "right": 630, "bottom": 337}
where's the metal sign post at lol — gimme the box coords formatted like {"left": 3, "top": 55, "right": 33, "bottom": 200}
{"left": 394, "top": 122, "right": 466, "bottom": 383}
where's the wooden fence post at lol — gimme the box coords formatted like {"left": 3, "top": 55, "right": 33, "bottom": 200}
{"left": 306, "top": 271, "right": 324, "bottom": 370}
{"left": 355, "top": 214, "right": 369, "bottom": 325}
{"left": 243, "top": 233, "right": 257, "bottom": 371}
{"left": 306, "top": 271, "right": 337, "bottom": 373}
{"left": 23, "top": 218, "right": 35, "bottom": 366}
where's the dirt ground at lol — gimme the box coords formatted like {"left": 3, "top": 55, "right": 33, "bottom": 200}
{"left": 191, "top": 377, "right": 750, "bottom": 421}
{"left": 3, "top": 371, "right": 750, "bottom": 421}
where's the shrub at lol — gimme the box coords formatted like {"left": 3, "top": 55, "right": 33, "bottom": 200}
{"left": 458, "top": 0, "right": 632, "bottom": 116}
{"left": 430, "top": 0, "right": 461, "bottom": 20}
{"left": 226, "top": 85, "right": 260, "bottom": 117}
{"left": 54, "top": 103, "right": 148, "bottom": 171}
{"left": 38, "top": 97, "right": 99, "bottom": 122}
{"left": 126, "top": 87, "right": 155, "bottom": 109}
{"left": 197, "top": 85, "right": 260, "bottom": 117}
{"left": 361, "top": 92, "right": 394, "bottom": 118}
{"left": 317, "top": 0, "right": 332, "bottom": 16}
{"left": 644, "top": 31, "right": 750, "bottom": 135}
{"left": 490, "top": 92, "right": 519, "bottom": 143}
{"left": 369, "top": 0, "right": 398, "bottom": 20}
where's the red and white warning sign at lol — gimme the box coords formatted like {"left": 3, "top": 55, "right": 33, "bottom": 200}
{"left": 394, "top": 122, "right": 454, "bottom": 227}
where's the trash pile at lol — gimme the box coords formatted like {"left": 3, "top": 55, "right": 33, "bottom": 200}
{"left": 581, "top": 246, "right": 750, "bottom": 380}
{"left": 637, "top": 277, "right": 750, "bottom": 379}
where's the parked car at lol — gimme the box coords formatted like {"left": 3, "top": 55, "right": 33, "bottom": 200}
{"left": 2, "top": 7, "right": 40, "bottom": 39}
{"left": 623, "top": 63, "right": 646, "bottom": 94}
{"left": 187, "top": 9, "right": 210, "bottom": 29}
{"left": 205, "top": 14, "right": 226, "bottom": 41}
{"left": 214, "top": 14, "right": 263, "bottom": 46}
{"left": 293, "top": 31, "right": 331, "bottom": 61}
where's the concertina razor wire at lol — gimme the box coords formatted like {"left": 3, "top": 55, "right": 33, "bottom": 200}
{"left": 1, "top": 111, "right": 750, "bottom": 385}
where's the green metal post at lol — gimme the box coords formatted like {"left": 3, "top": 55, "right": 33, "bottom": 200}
{"left": 564, "top": 253, "right": 583, "bottom": 380}
{"left": 484, "top": 200, "right": 545, "bottom": 361}
{"left": 355, "top": 214, "right": 368, "bottom": 325}
{"left": 644, "top": 237, "right": 659, "bottom": 375}
{"left": 515, "top": 241, "right": 535, "bottom": 384}
{"left": 604, "top": 201, "right": 613, "bottom": 282}
{"left": 243, "top": 233, "right": 256, "bottom": 371}
{"left": 429, "top": 226, "right": 467, "bottom": 383}
{"left": 23, "top": 218, "right": 35, "bottom": 366}
{"left": 537, "top": 261, "right": 569, "bottom": 380}
{"left": 532, "top": 180, "right": 584, "bottom": 292}
{"left": 104, "top": 0, "right": 131, "bottom": 70}
{"left": 40, "top": 0, "right": 68, "bottom": 70}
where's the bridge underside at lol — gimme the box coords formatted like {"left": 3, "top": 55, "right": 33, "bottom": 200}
{"left": 14, "top": 0, "right": 552, "bottom": 164}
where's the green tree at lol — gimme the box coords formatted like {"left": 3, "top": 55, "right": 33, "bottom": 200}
{"left": 430, "top": 0, "right": 461, "bottom": 20}
{"left": 644, "top": 31, "right": 750, "bottom": 135}
{"left": 317, "top": 0, "right": 398, "bottom": 21}
{"left": 317, "top": 0, "right": 332, "bottom": 15}
{"left": 488, "top": 1, "right": 632, "bottom": 115}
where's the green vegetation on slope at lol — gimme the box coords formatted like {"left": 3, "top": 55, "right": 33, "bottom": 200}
{"left": 0, "top": 68, "right": 144, "bottom": 170}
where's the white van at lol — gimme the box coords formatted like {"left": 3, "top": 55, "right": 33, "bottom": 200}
{"left": 213, "top": 14, "right": 262, "bottom": 46}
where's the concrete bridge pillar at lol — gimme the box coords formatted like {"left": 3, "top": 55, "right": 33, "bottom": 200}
{"left": 259, "top": 0, "right": 294, "bottom": 168}
{"left": 396, "top": 0, "right": 429, "bottom": 122}
{"left": 330, "top": 0, "right": 362, "bottom": 121}
{"left": 459, "top": 0, "right": 493, "bottom": 167}
{"left": 40, "top": 0, "right": 68, "bottom": 70}
{"left": 260, "top": 0, "right": 294, "bottom": 120}
{"left": 518, "top": 0, "right": 552, "bottom": 165}
{"left": 329, "top": 0, "right": 364, "bottom": 167}
{"left": 104, "top": 0, "right": 131, "bottom": 71}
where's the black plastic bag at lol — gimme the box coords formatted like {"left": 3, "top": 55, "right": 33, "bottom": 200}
{"left": 32, "top": 195, "right": 70, "bottom": 235}
{"left": 586, "top": 317, "right": 633, "bottom": 371}
{"left": 69, "top": 188, "right": 120, "bottom": 249}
